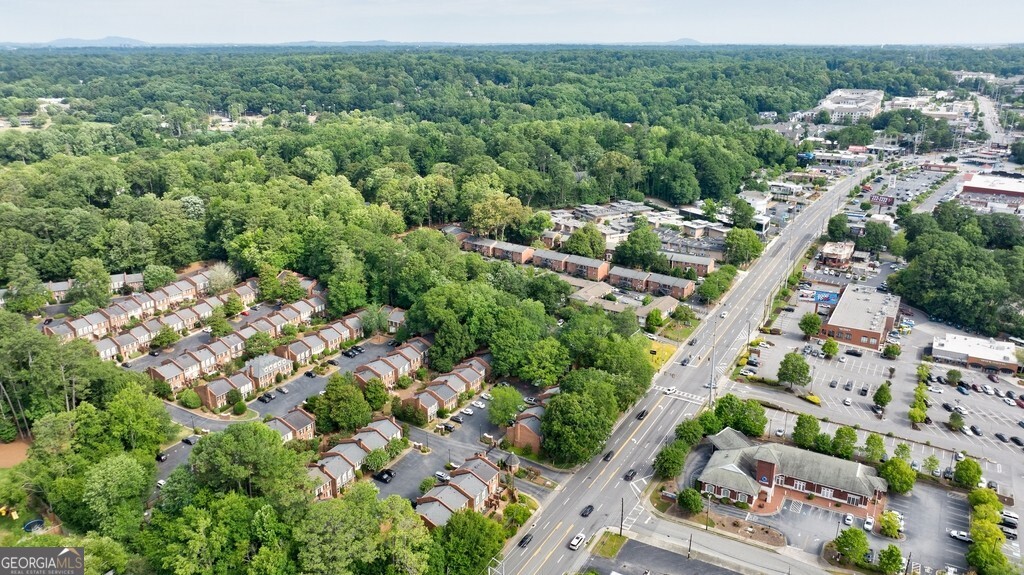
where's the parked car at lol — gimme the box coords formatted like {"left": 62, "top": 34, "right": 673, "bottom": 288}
{"left": 481, "top": 392, "right": 493, "bottom": 400}
{"left": 461, "top": 407, "right": 474, "bottom": 415}
{"left": 1012, "top": 437, "right": 1024, "bottom": 447}
{"left": 950, "top": 530, "right": 973, "bottom": 543}
{"left": 864, "top": 516, "right": 874, "bottom": 531}
{"left": 434, "top": 471, "right": 451, "bottom": 482}
{"left": 472, "top": 400, "right": 486, "bottom": 409}
{"left": 942, "top": 402, "right": 953, "bottom": 412}
{"left": 957, "top": 386, "right": 970, "bottom": 396}
{"left": 988, "top": 374, "right": 1000, "bottom": 383}
{"left": 829, "top": 379, "right": 839, "bottom": 388}
{"left": 149, "top": 350, "right": 161, "bottom": 357}
{"left": 970, "top": 425, "right": 984, "bottom": 436}
{"left": 257, "top": 394, "right": 273, "bottom": 403}
{"left": 374, "top": 469, "right": 396, "bottom": 483}
{"left": 844, "top": 380, "right": 854, "bottom": 391}
{"left": 156, "top": 479, "right": 166, "bottom": 489}
{"left": 451, "top": 415, "right": 465, "bottom": 424}
{"left": 156, "top": 452, "right": 169, "bottom": 462}
{"left": 524, "top": 397, "right": 537, "bottom": 405}
{"left": 182, "top": 435, "right": 201, "bottom": 445}
{"left": 326, "top": 359, "right": 339, "bottom": 366}
{"left": 279, "top": 386, "right": 290, "bottom": 394}
{"left": 843, "top": 513, "right": 854, "bottom": 526}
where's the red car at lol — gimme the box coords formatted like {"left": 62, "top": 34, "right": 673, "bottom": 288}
{"left": 988, "top": 374, "right": 1000, "bottom": 383}
{"left": 241, "top": 310, "right": 249, "bottom": 316}
{"left": 1017, "top": 398, "right": 1024, "bottom": 409}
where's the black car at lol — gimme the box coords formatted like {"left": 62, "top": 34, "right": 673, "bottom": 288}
{"left": 871, "top": 405, "right": 884, "bottom": 415}
{"left": 387, "top": 340, "right": 399, "bottom": 347}
{"left": 829, "top": 379, "right": 839, "bottom": 389}
{"left": 326, "top": 359, "right": 339, "bottom": 366}
{"left": 374, "top": 469, "right": 396, "bottom": 483}
{"left": 149, "top": 350, "right": 161, "bottom": 357}
{"left": 581, "top": 505, "right": 594, "bottom": 517}
{"left": 996, "top": 433, "right": 1009, "bottom": 443}
{"left": 688, "top": 339, "right": 697, "bottom": 346}
{"left": 343, "top": 350, "right": 357, "bottom": 357}
{"left": 182, "top": 435, "right": 200, "bottom": 445}
{"left": 681, "top": 357, "right": 690, "bottom": 366}
{"left": 518, "top": 534, "right": 534, "bottom": 548}
{"left": 1012, "top": 437, "right": 1024, "bottom": 447}
{"left": 970, "top": 425, "right": 983, "bottom": 437}
{"left": 603, "top": 450, "right": 614, "bottom": 462}
{"left": 257, "top": 394, "right": 273, "bottom": 403}
{"left": 636, "top": 409, "right": 648, "bottom": 421}
{"left": 845, "top": 349, "right": 863, "bottom": 357}
{"left": 942, "top": 402, "right": 953, "bottom": 412}
{"left": 746, "top": 358, "right": 759, "bottom": 367}
{"left": 156, "top": 452, "right": 169, "bottom": 462}
{"left": 782, "top": 306, "right": 796, "bottom": 312}
{"left": 352, "top": 345, "right": 365, "bottom": 353}
{"left": 451, "top": 415, "right": 464, "bottom": 424}
{"left": 624, "top": 469, "right": 637, "bottom": 481}
{"left": 42, "top": 318, "right": 53, "bottom": 325}
{"left": 859, "top": 385, "right": 869, "bottom": 397}
{"left": 304, "top": 371, "right": 315, "bottom": 378}
{"left": 863, "top": 549, "right": 874, "bottom": 564}
{"left": 844, "top": 380, "right": 854, "bottom": 391}
{"left": 923, "top": 416, "right": 932, "bottom": 425}
{"left": 1008, "top": 391, "right": 1017, "bottom": 400}
{"left": 442, "top": 423, "right": 456, "bottom": 432}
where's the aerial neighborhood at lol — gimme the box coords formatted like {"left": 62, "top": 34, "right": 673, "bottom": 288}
{"left": 0, "top": 41, "right": 1022, "bottom": 575}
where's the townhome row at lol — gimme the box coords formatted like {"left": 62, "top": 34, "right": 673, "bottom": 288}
{"left": 506, "top": 386, "right": 561, "bottom": 454}
{"left": 42, "top": 272, "right": 146, "bottom": 303}
{"left": 88, "top": 284, "right": 259, "bottom": 360}
{"left": 149, "top": 305, "right": 357, "bottom": 395}
{"left": 47, "top": 273, "right": 257, "bottom": 345}
{"left": 416, "top": 454, "right": 503, "bottom": 528}
{"left": 402, "top": 356, "right": 492, "bottom": 421}
{"left": 606, "top": 266, "right": 696, "bottom": 300}
{"left": 309, "top": 417, "right": 405, "bottom": 499}
{"left": 456, "top": 234, "right": 611, "bottom": 281}
{"left": 353, "top": 337, "right": 432, "bottom": 390}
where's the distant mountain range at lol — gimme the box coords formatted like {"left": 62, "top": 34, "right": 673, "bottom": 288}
{"left": 0, "top": 36, "right": 702, "bottom": 49}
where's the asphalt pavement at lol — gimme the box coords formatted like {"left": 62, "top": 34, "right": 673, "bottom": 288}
{"left": 582, "top": 537, "right": 740, "bottom": 575}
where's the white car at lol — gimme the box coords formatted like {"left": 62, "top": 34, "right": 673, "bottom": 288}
{"left": 740, "top": 369, "right": 757, "bottom": 377}
{"left": 645, "top": 333, "right": 657, "bottom": 340}
{"left": 843, "top": 513, "right": 854, "bottom": 526}
{"left": 480, "top": 392, "right": 493, "bottom": 401}
{"left": 838, "top": 356, "right": 847, "bottom": 363}
{"left": 720, "top": 311, "right": 728, "bottom": 318}
{"left": 1005, "top": 398, "right": 1016, "bottom": 406}
{"left": 927, "top": 386, "right": 944, "bottom": 393}
{"left": 864, "top": 515, "right": 874, "bottom": 531}
{"left": 461, "top": 407, "right": 474, "bottom": 416}
{"left": 950, "top": 530, "right": 973, "bottom": 543}
{"left": 664, "top": 386, "right": 677, "bottom": 394}
{"left": 156, "top": 479, "right": 166, "bottom": 489}
{"left": 843, "top": 398, "right": 852, "bottom": 406}
{"left": 758, "top": 342, "right": 771, "bottom": 349}
{"left": 472, "top": 401, "right": 486, "bottom": 409}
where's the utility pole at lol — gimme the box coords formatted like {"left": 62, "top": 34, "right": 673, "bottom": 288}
{"left": 619, "top": 498, "right": 624, "bottom": 536}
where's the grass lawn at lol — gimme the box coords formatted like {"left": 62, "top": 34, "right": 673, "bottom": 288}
{"left": 647, "top": 340, "right": 678, "bottom": 371}
{"left": 660, "top": 319, "right": 696, "bottom": 343}
{"left": 648, "top": 488, "right": 673, "bottom": 513}
{"left": 593, "top": 532, "right": 628, "bottom": 559}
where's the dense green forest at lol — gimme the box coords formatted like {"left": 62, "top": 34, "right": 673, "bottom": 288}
{"left": 2, "top": 45, "right": 1024, "bottom": 574}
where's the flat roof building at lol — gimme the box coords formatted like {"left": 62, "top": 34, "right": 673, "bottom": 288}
{"left": 816, "top": 89, "right": 885, "bottom": 122}
{"left": 931, "top": 334, "right": 1019, "bottom": 374}
{"left": 819, "top": 286, "right": 900, "bottom": 352}
{"left": 959, "top": 174, "right": 1024, "bottom": 209}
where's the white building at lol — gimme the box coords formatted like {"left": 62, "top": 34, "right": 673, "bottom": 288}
{"left": 931, "top": 334, "right": 1019, "bottom": 373}
{"left": 816, "top": 89, "right": 885, "bottom": 122}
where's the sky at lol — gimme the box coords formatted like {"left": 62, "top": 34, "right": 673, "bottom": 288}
{"left": 3, "top": 0, "right": 1022, "bottom": 45}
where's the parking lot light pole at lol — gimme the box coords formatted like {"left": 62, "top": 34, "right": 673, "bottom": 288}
{"left": 705, "top": 493, "right": 712, "bottom": 531}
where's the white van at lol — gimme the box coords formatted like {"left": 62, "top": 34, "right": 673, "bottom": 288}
{"left": 568, "top": 532, "right": 586, "bottom": 550}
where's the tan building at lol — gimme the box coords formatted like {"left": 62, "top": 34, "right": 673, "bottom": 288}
{"left": 820, "top": 241, "right": 856, "bottom": 270}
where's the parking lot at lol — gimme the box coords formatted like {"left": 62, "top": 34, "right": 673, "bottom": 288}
{"left": 374, "top": 380, "right": 557, "bottom": 505}
{"left": 246, "top": 340, "right": 393, "bottom": 417}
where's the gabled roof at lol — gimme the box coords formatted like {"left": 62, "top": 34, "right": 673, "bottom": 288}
{"left": 352, "top": 429, "right": 388, "bottom": 451}
{"left": 455, "top": 456, "right": 500, "bottom": 484}
{"left": 94, "top": 338, "right": 117, "bottom": 354}
{"left": 365, "top": 417, "right": 401, "bottom": 439}
{"left": 283, "top": 408, "right": 315, "bottom": 431}
{"left": 266, "top": 419, "right": 294, "bottom": 438}
{"left": 708, "top": 427, "right": 751, "bottom": 451}
{"left": 427, "top": 384, "right": 457, "bottom": 402}
{"left": 319, "top": 454, "right": 354, "bottom": 480}
{"left": 205, "top": 378, "right": 234, "bottom": 397}
{"left": 415, "top": 391, "right": 438, "bottom": 408}
{"left": 449, "top": 472, "right": 488, "bottom": 499}
{"left": 329, "top": 442, "right": 370, "bottom": 467}
{"left": 152, "top": 363, "right": 183, "bottom": 379}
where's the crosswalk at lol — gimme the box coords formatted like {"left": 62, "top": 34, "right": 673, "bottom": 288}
{"left": 621, "top": 476, "right": 650, "bottom": 530}
{"left": 651, "top": 385, "right": 706, "bottom": 404}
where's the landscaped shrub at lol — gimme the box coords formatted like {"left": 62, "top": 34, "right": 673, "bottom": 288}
{"left": 178, "top": 389, "right": 202, "bottom": 409}
{"left": 232, "top": 401, "right": 247, "bottom": 415}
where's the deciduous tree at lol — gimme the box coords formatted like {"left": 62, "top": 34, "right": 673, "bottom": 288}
{"left": 777, "top": 352, "right": 811, "bottom": 389}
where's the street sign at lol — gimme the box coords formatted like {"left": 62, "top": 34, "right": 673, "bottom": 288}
{"left": 869, "top": 194, "right": 894, "bottom": 206}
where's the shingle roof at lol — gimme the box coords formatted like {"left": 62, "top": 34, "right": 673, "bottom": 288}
{"left": 206, "top": 378, "right": 234, "bottom": 397}
{"left": 417, "top": 500, "right": 454, "bottom": 527}
{"left": 330, "top": 442, "right": 369, "bottom": 467}
{"left": 457, "top": 456, "right": 499, "bottom": 484}
{"left": 352, "top": 429, "right": 388, "bottom": 451}
{"left": 366, "top": 418, "right": 401, "bottom": 439}
{"left": 708, "top": 428, "right": 751, "bottom": 451}
{"left": 319, "top": 455, "right": 354, "bottom": 480}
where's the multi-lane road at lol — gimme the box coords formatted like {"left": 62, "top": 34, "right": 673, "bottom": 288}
{"left": 504, "top": 170, "right": 869, "bottom": 575}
